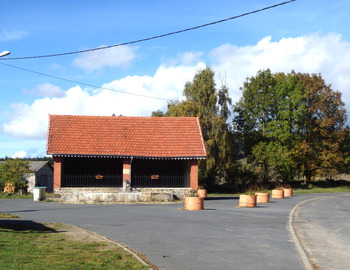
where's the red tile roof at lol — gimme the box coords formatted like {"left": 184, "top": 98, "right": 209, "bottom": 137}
{"left": 47, "top": 115, "right": 206, "bottom": 159}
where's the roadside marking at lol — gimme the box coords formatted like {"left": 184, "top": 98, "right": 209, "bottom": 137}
{"left": 288, "top": 194, "right": 350, "bottom": 270}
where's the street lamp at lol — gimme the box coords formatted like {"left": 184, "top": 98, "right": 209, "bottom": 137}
{"left": 0, "top": 51, "right": 10, "bottom": 57}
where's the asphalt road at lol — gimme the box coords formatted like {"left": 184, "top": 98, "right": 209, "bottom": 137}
{"left": 293, "top": 194, "right": 350, "bottom": 270}
{"left": 1, "top": 193, "right": 349, "bottom": 270}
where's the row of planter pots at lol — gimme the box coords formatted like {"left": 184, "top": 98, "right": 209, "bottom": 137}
{"left": 183, "top": 188, "right": 293, "bottom": 210}
{"left": 239, "top": 188, "right": 293, "bottom": 208}
{"left": 272, "top": 188, "right": 293, "bottom": 199}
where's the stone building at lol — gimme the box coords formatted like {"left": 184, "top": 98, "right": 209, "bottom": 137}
{"left": 26, "top": 161, "right": 53, "bottom": 193}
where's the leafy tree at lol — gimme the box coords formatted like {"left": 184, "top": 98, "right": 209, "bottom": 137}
{"left": 234, "top": 69, "right": 281, "bottom": 183}
{"left": 298, "top": 73, "right": 347, "bottom": 182}
{"left": 214, "top": 85, "right": 235, "bottom": 183}
{"left": 340, "top": 127, "right": 350, "bottom": 173}
{"left": 264, "top": 72, "right": 308, "bottom": 182}
{"left": 234, "top": 70, "right": 347, "bottom": 184}
{"left": 151, "top": 110, "right": 165, "bottom": 117}
{"left": 166, "top": 67, "right": 235, "bottom": 186}
{"left": 235, "top": 69, "right": 277, "bottom": 135}
{"left": 0, "top": 159, "right": 31, "bottom": 192}
{"left": 233, "top": 70, "right": 277, "bottom": 160}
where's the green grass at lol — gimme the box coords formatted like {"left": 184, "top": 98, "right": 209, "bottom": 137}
{"left": 208, "top": 185, "right": 350, "bottom": 197}
{"left": 0, "top": 192, "right": 55, "bottom": 201}
{"left": 0, "top": 221, "right": 149, "bottom": 270}
{"left": 0, "top": 192, "right": 33, "bottom": 199}
{"left": 0, "top": 212, "right": 19, "bottom": 219}
{"left": 293, "top": 185, "right": 350, "bottom": 194}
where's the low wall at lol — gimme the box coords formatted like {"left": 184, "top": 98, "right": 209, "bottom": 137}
{"left": 54, "top": 187, "right": 190, "bottom": 204}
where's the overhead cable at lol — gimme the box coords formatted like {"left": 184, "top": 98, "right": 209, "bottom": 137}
{"left": 0, "top": 62, "right": 170, "bottom": 101}
{"left": 0, "top": 0, "right": 296, "bottom": 60}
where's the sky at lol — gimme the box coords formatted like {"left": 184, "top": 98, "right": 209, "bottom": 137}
{"left": 1, "top": 0, "right": 350, "bottom": 158}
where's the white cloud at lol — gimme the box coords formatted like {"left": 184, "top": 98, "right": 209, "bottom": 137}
{"left": 24, "top": 83, "right": 66, "bottom": 98}
{"left": 12, "top": 151, "right": 27, "bottom": 158}
{"left": 180, "top": 51, "right": 203, "bottom": 65}
{"left": 73, "top": 45, "right": 138, "bottom": 72}
{"left": 165, "top": 51, "right": 203, "bottom": 66}
{"left": 2, "top": 63, "right": 205, "bottom": 139}
{"left": 0, "top": 30, "right": 26, "bottom": 41}
{"left": 3, "top": 86, "right": 88, "bottom": 139}
{"left": 4, "top": 33, "right": 350, "bottom": 143}
{"left": 210, "top": 33, "right": 350, "bottom": 107}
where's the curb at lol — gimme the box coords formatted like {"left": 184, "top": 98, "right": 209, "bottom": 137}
{"left": 289, "top": 194, "right": 350, "bottom": 270}
{"left": 62, "top": 223, "right": 154, "bottom": 270}
{"left": 288, "top": 199, "right": 315, "bottom": 270}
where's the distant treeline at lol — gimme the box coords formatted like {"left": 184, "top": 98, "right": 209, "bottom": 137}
{"left": 0, "top": 157, "right": 53, "bottom": 165}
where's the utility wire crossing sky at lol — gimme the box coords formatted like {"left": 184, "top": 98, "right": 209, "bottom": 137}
{"left": 0, "top": 0, "right": 295, "bottom": 102}
{"left": 0, "top": 0, "right": 295, "bottom": 61}
{"left": 0, "top": 0, "right": 349, "bottom": 158}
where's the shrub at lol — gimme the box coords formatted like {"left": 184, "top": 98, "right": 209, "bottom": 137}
{"left": 0, "top": 159, "right": 30, "bottom": 193}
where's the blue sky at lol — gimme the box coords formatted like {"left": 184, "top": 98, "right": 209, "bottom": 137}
{"left": 1, "top": 0, "right": 350, "bottom": 158}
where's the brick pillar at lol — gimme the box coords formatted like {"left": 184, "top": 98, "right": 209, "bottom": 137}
{"left": 190, "top": 159, "right": 198, "bottom": 190}
{"left": 53, "top": 156, "right": 63, "bottom": 189}
{"left": 123, "top": 158, "right": 131, "bottom": 191}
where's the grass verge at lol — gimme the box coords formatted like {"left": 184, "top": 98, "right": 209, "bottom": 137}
{"left": 0, "top": 220, "right": 149, "bottom": 270}
{"left": 0, "top": 192, "right": 33, "bottom": 199}
{"left": 293, "top": 185, "right": 350, "bottom": 194}
{"left": 208, "top": 185, "right": 350, "bottom": 197}
{"left": 0, "top": 212, "right": 19, "bottom": 219}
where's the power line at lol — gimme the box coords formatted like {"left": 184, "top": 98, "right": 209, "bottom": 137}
{"left": 0, "top": 62, "right": 170, "bottom": 101}
{"left": 0, "top": 1, "right": 296, "bottom": 100}
{"left": 0, "top": 0, "right": 296, "bottom": 60}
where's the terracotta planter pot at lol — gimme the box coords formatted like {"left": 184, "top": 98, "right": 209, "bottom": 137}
{"left": 198, "top": 189, "right": 207, "bottom": 198}
{"left": 256, "top": 192, "right": 270, "bottom": 203}
{"left": 283, "top": 188, "right": 293, "bottom": 197}
{"left": 239, "top": 194, "right": 257, "bottom": 208}
{"left": 184, "top": 197, "right": 204, "bottom": 210}
{"left": 271, "top": 189, "right": 284, "bottom": 199}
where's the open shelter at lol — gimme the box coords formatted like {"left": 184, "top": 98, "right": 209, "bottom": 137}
{"left": 46, "top": 115, "right": 206, "bottom": 203}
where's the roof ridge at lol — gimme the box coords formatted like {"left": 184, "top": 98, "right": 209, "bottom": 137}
{"left": 50, "top": 114, "right": 196, "bottom": 119}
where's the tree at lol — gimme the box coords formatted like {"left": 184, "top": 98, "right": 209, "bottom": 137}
{"left": 298, "top": 73, "right": 347, "bottom": 182}
{"left": 151, "top": 110, "right": 165, "bottom": 117}
{"left": 235, "top": 69, "right": 277, "bottom": 136}
{"left": 234, "top": 69, "right": 280, "bottom": 183}
{"left": 0, "top": 159, "right": 31, "bottom": 192}
{"left": 234, "top": 70, "right": 347, "bottom": 184}
{"left": 166, "top": 67, "right": 235, "bottom": 186}
{"left": 214, "top": 84, "right": 235, "bottom": 183}
{"left": 264, "top": 72, "right": 308, "bottom": 182}
{"left": 340, "top": 127, "right": 350, "bottom": 173}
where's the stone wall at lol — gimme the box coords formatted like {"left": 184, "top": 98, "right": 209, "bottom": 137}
{"left": 54, "top": 187, "right": 191, "bottom": 204}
